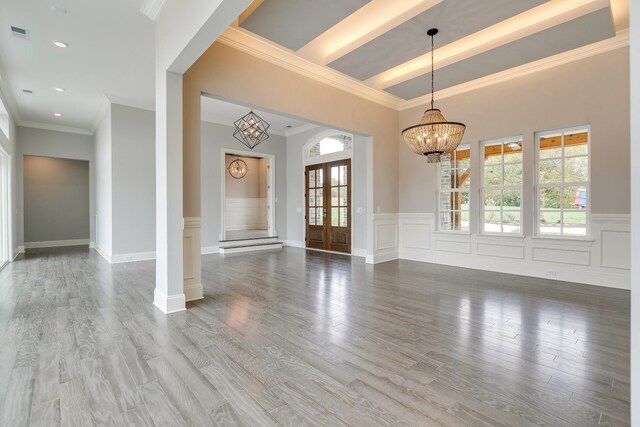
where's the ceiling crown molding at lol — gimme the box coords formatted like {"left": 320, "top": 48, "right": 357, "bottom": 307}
{"left": 18, "top": 121, "right": 93, "bottom": 136}
{"left": 141, "top": 0, "right": 167, "bottom": 21}
{"left": 218, "top": 27, "right": 403, "bottom": 110}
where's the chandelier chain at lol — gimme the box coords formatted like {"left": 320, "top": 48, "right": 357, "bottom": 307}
{"left": 430, "top": 32, "right": 434, "bottom": 110}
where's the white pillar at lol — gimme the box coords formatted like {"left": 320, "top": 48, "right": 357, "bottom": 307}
{"left": 154, "top": 70, "right": 185, "bottom": 314}
{"left": 630, "top": 1, "right": 639, "bottom": 423}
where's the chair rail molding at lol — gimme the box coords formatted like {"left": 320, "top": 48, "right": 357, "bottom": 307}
{"left": 396, "top": 212, "right": 630, "bottom": 289}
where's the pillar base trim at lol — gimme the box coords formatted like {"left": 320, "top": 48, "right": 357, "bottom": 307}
{"left": 184, "top": 283, "right": 204, "bottom": 302}
{"left": 153, "top": 289, "right": 186, "bottom": 314}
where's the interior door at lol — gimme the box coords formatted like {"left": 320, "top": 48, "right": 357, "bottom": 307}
{"left": 305, "top": 159, "right": 351, "bottom": 254}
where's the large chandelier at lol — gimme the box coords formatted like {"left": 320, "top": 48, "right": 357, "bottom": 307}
{"left": 401, "top": 28, "right": 466, "bottom": 163}
{"left": 233, "top": 110, "right": 270, "bottom": 150}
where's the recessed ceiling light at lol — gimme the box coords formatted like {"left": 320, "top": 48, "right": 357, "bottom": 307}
{"left": 54, "top": 113, "right": 62, "bottom": 117}
{"left": 22, "top": 89, "right": 35, "bottom": 96}
{"left": 54, "top": 87, "right": 65, "bottom": 92}
{"left": 53, "top": 41, "right": 68, "bottom": 48}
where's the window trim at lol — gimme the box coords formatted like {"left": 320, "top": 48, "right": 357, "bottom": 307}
{"left": 437, "top": 145, "right": 471, "bottom": 234}
{"left": 534, "top": 125, "right": 591, "bottom": 238}
{"left": 479, "top": 135, "right": 524, "bottom": 236}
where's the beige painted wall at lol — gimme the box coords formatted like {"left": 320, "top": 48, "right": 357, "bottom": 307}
{"left": 399, "top": 47, "right": 630, "bottom": 218}
{"left": 183, "top": 42, "right": 398, "bottom": 218}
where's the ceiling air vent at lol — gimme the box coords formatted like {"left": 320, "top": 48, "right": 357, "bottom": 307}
{"left": 22, "top": 89, "right": 35, "bottom": 96}
{"left": 11, "top": 26, "right": 30, "bottom": 40}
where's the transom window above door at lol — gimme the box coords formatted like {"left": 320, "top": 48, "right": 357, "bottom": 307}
{"left": 307, "top": 134, "right": 352, "bottom": 159}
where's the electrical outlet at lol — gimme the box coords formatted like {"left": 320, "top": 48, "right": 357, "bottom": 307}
{"left": 547, "top": 270, "right": 557, "bottom": 278}
{"left": 356, "top": 207, "right": 363, "bottom": 214}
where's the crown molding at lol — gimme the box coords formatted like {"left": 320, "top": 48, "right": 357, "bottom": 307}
{"left": 18, "top": 121, "right": 93, "bottom": 136}
{"left": 217, "top": 27, "right": 403, "bottom": 110}
{"left": 399, "top": 29, "right": 630, "bottom": 111}
{"left": 141, "top": 0, "right": 167, "bottom": 21}
{"left": 106, "top": 94, "right": 155, "bottom": 112}
{"left": 284, "top": 123, "right": 320, "bottom": 137}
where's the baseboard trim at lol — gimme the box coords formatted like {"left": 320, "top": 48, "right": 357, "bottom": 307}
{"left": 24, "top": 239, "right": 90, "bottom": 249}
{"left": 201, "top": 246, "right": 220, "bottom": 255}
{"left": 184, "top": 283, "right": 204, "bottom": 302}
{"left": 94, "top": 246, "right": 112, "bottom": 263}
{"left": 285, "top": 241, "right": 367, "bottom": 258}
{"left": 13, "top": 246, "right": 25, "bottom": 261}
{"left": 153, "top": 289, "right": 186, "bottom": 314}
{"left": 111, "top": 251, "right": 156, "bottom": 264}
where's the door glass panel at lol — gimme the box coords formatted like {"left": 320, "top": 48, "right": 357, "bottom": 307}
{"left": 339, "top": 187, "right": 347, "bottom": 206}
{"left": 309, "top": 189, "right": 316, "bottom": 206}
{"left": 331, "top": 166, "right": 339, "bottom": 185}
{"left": 309, "top": 208, "right": 316, "bottom": 226}
{"left": 341, "top": 165, "right": 347, "bottom": 185}
{"left": 331, "top": 187, "right": 339, "bottom": 205}
{"left": 317, "top": 169, "right": 323, "bottom": 185}
{"left": 331, "top": 207, "right": 339, "bottom": 226}
{"left": 316, "top": 208, "right": 323, "bottom": 226}
{"left": 316, "top": 190, "right": 323, "bottom": 207}
{"left": 308, "top": 170, "right": 315, "bottom": 188}
{"left": 339, "top": 207, "right": 347, "bottom": 227}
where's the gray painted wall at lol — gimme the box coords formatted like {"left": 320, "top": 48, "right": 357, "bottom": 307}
{"left": 23, "top": 156, "right": 90, "bottom": 242}
{"left": 111, "top": 104, "right": 155, "bottom": 255}
{"left": 201, "top": 121, "right": 287, "bottom": 247}
{"left": 94, "top": 109, "right": 112, "bottom": 255}
{"left": 17, "top": 126, "right": 95, "bottom": 247}
{"left": 285, "top": 126, "right": 370, "bottom": 254}
{"left": 399, "top": 47, "right": 630, "bottom": 222}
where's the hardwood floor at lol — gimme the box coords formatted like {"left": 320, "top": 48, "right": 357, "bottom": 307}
{"left": 0, "top": 246, "right": 630, "bottom": 426}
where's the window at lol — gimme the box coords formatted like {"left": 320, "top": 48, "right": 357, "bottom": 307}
{"left": 307, "top": 134, "right": 352, "bottom": 158}
{"left": 438, "top": 145, "right": 470, "bottom": 231}
{"left": 481, "top": 137, "right": 523, "bottom": 234}
{"left": 536, "top": 127, "right": 589, "bottom": 236}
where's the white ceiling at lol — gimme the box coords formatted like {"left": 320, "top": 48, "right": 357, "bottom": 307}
{"left": 0, "top": 0, "right": 155, "bottom": 131}
{"left": 201, "top": 96, "right": 308, "bottom": 136}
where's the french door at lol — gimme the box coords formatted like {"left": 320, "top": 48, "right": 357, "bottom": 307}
{"left": 305, "top": 159, "right": 351, "bottom": 254}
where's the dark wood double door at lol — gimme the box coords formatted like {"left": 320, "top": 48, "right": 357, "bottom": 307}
{"left": 305, "top": 159, "right": 351, "bottom": 254}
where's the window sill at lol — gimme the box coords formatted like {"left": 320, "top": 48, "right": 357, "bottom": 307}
{"left": 476, "top": 233, "right": 525, "bottom": 242}
{"left": 529, "top": 236, "right": 595, "bottom": 247}
{"left": 433, "top": 230, "right": 471, "bottom": 237}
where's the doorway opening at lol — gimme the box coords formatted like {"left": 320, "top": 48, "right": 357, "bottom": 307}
{"left": 0, "top": 147, "right": 10, "bottom": 267}
{"left": 304, "top": 132, "right": 353, "bottom": 254}
{"left": 221, "top": 150, "right": 275, "bottom": 241}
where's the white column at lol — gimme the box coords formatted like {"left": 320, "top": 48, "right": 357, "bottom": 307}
{"left": 630, "top": 1, "right": 639, "bottom": 423}
{"left": 154, "top": 70, "right": 185, "bottom": 314}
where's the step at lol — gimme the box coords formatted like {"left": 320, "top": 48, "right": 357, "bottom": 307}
{"left": 219, "top": 236, "right": 279, "bottom": 249}
{"left": 219, "top": 241, "right": 283, "bottom": 254}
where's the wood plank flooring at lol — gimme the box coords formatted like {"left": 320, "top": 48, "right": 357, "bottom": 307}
{"left": 0, "top": 246, "right": 630, "bottom": 426}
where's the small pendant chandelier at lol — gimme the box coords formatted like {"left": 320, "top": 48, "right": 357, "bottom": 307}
{"left": 233, "top": 110, "right": 270, "bottom": 150}
{"left": 401, "top": 28, "right": 466, "bottom": 163}
{"left": 228, "top": 158, "right": 248, "bottom": 179}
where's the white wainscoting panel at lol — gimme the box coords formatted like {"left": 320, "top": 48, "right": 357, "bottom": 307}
{"left": 532, "top": 247, "right": 590, "bottom": 266}
{"left": 184, "top": 217, "right": 203, "bottom": 302}
{"left": 434, "top": 239, "right": 472, "bottom": 254}
{"left": 370, "top": 214, "right": 399, "bottom": 264}
{"left": 225, "top": 197, "right": 267, "bottom": 231}
{"left": 397, "top": 213, "right": 630, "bottom": 289}
{"left": 477, "top": 242, "right": 525, "bottom": 260}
